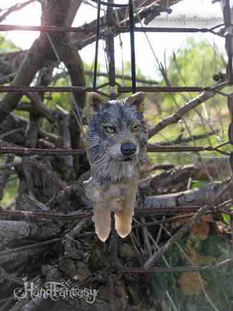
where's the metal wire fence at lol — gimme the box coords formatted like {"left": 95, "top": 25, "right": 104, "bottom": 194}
{"left": 0, "top": 0, "right": 233, "bottom": 277}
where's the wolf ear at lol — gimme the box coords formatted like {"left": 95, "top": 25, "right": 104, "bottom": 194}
{"left": 124, "top": 92, "right": 145, "bottom": 113}
{"left": 87, "top": 92, "right": 107, "bottom": 114}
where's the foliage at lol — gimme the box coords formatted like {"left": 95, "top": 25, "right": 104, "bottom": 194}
{"left": 148, "top": 37, "right": 229, "bottom": 166}
{"left": 153, "top": 222, "right": 230, "bottom": 311}
{"left": 1, "top": 174, "right": 19, "bottom": 208}
{"left": 0, "top": 36, "right": 229, "bottom": 203}
{"left": 0, "top": 34, "right": 19, "bottom": 52}
{"left": 0, "top": 2, "right": 232, "bottom": 310}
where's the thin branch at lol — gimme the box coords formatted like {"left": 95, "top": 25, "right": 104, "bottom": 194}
{"left": 157, "top": 130, "right": 218, "bottom": 146}
{"left": 144, "top": 180, "right": 230, "bottom": 209}
{"left": 149, "top": 81, "right": 228, "bottom": 138}
{"left": 0, "top": 0, "right": 36, "bottom": 23}
{"left": 0, "top": 141, "right": 230, "bottom": 156}
{"left": 143, "top": 203, "right": 212, "bottom": 269}
{"left": 119, "top": 259, "right": 232, "bottom": 274}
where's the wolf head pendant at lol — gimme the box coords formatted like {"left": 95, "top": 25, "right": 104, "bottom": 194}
{"left": 84, "top": 92, "right": 148, "bottom": 242}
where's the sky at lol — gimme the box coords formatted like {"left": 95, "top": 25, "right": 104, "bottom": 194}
{"left": 1, "top": 0, "right": 226, "bottom": 79}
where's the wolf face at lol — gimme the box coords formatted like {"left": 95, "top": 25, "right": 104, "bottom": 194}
{"left": 84, "top": 92, "right": 149, "bottom": 242}
{"left": 85, "top": 92, "right": 148, "bottom": 185}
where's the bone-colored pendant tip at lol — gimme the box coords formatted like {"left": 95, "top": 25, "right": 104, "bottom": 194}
{"left": 94, "top": 208, "right": 111, "bottom": 242}
{"left": 96, "top": 231, "right": 109, "bottom": 242}
{"left": 115, "top": 222, "right": 132, "bottom": 239}
{"left": 116, "top": 230, "right": 131, "bottom": 239}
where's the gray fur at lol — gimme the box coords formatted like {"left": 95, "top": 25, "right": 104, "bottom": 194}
{"left": 84, "top": 93, "right": 149, "bottom": 241}
{"left": 85, "top": 99, "right": 148, "bottom": 185}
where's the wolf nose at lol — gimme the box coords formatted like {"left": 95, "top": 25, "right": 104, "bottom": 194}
{"left": 121, "top": 143, "right": 137, "bottom": 156}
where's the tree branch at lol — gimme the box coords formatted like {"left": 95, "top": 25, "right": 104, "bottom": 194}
{"left": 0, "top": 0, "right": 84, "bottom": 125}
{"left": 149, "top": 81, "right": 228, "bottom": 138}
{"left": 0, "top": 0, "right": 36, "bottom": 23}
{"left": 144, "top": 180, "right": 230, "bottom": 209}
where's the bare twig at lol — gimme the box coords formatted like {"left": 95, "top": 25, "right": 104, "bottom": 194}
{"left": 0, "top": 0, "right": 36, "bottom": 23}
{"left": 157, "top": 130, "right": 219, "bottom": 146}
{"left": 119, "top": 259, "right": 232, "bottom": 274}
{"left": 149, "top": 81, "right": 228, "bottom": 138}
{"left": 144, "top": 180, "right": 230, "bottom": 209}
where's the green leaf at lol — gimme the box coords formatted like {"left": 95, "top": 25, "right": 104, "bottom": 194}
{"left": 222, "top": 213, "right": 230, "bottom": 225}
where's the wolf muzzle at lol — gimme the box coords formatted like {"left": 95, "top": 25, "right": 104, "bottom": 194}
{"left": 121, "top": 142, "right": 137, "bottom": 156}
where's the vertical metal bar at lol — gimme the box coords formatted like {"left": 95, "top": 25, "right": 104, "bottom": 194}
{"left": 93, "top": 0, "right": 101, "bottom": 91}
{"left": 223, "top": 0, "right": 233, "bottom": 83}
{"left": 225, "top": 0, "right": 233, "bottom": 267}
{"left": 105, "top": 0, "right": 116, "bottom": 99}
{"left": 129, "top": 0, "right": 136, "bottom": 93}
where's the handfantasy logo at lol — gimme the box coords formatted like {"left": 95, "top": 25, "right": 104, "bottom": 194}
{"left": 13, "top": 280, "right": 98, "bottom": 304}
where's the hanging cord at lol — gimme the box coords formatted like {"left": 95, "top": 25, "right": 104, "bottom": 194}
{"left": 93, "top": 0, "right": 101, "bottom": 91}
{"left": 129, "top": 0, "right": 136, "bottom": 93}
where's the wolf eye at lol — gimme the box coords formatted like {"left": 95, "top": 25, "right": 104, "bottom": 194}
{"left": 131, "top": 124, "right": 140, "bottom": 132}
{"left": 104, "top": 126, "right": 116, "bottom": 134}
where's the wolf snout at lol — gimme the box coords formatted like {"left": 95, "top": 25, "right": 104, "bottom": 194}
{"left": 121, "top": 143, "right": 137, "bottom": 156}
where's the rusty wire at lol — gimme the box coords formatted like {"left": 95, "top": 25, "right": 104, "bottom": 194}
{"left": 0, "top": 10, "right": 231, "bottom": 162}
{"left": 0, "top": 141, "right": 230, "bottom": 156}
{"left": 0, "top": 205, "right": 213, "bottom": 221}
{"left": 0, "top": 1, "right": 232, "bottom": 279}
{"left": 0, "top": 24, "right": 226, "bottom": 36}
{"left": 0, "top": 84, "right": 228, "bottom": 94}
{"left": 117, "top": 259, "right": 232, "bottom": 274}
